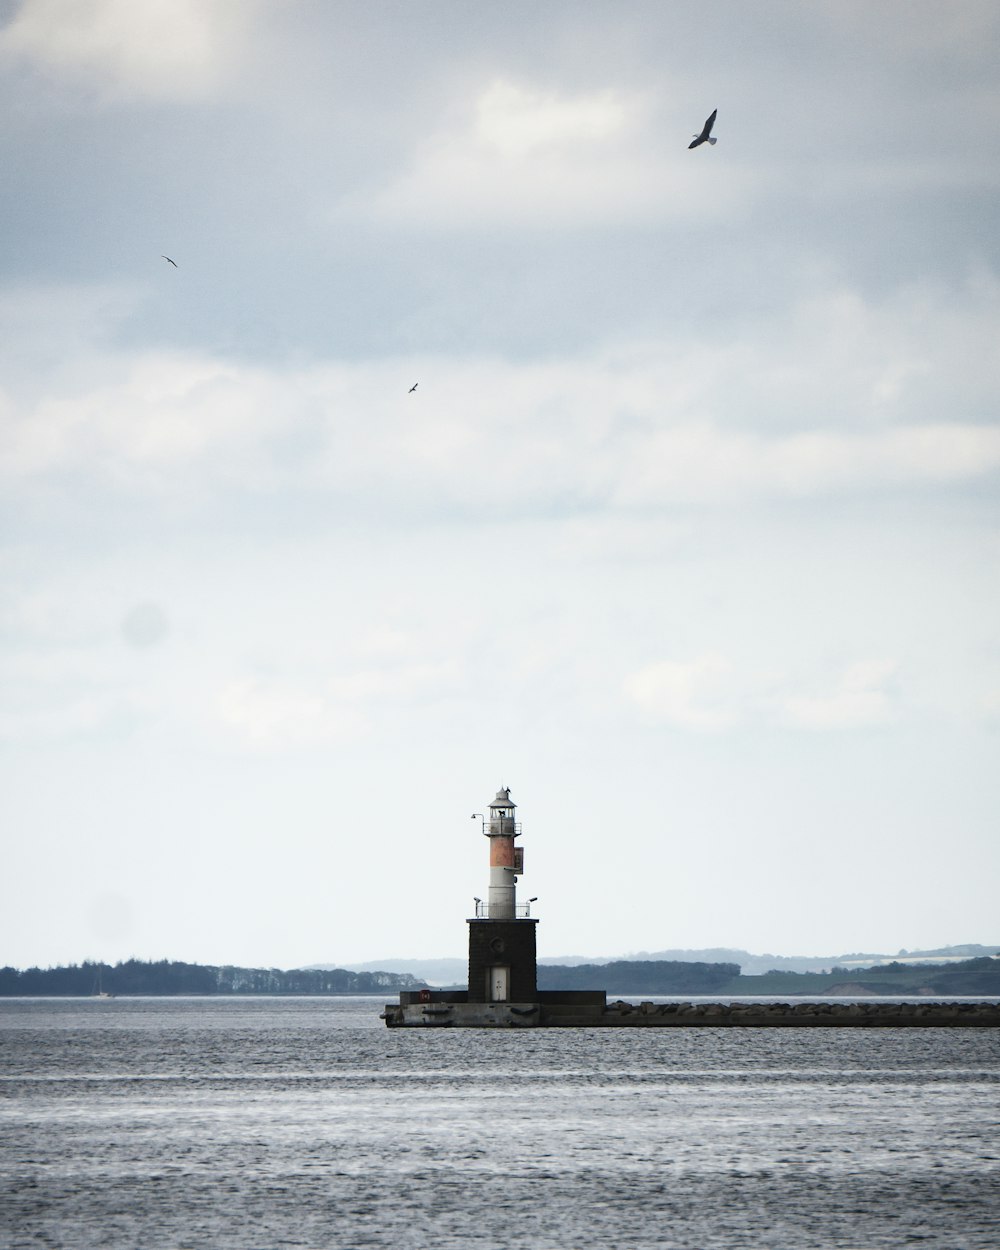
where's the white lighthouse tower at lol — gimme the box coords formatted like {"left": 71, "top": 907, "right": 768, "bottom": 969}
{"left": 481, "top": 786, "right": 523, "bottom": 920}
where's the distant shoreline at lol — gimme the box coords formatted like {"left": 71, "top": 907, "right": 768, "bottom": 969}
{"left": 3, "top": 955, "right": 999, "bottom": 998}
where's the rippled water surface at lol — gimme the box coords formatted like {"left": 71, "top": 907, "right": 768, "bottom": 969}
{"left": 1, "top": 997, "right": 998, "bottom": 1248}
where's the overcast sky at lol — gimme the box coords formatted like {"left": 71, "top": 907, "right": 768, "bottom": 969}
{"left": 2, "top": 1, "right": 999, "bottom": 972}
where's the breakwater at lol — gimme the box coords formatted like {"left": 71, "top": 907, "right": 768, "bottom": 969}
{"left": 598, "top": 999, "right": 1000, "bottom": 1027}
{"left": 382, "top": 993, "right": 1000, "bottom": 1027}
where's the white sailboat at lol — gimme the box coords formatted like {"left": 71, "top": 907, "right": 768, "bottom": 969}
{"left": 92, "top": 970, "right": 114, "bottom": 999}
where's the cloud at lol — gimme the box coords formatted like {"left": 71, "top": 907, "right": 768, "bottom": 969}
{"left": 330, "top": 660, "right": 462, "bottom": 706}
{"left": 211, "top": 655, "right": 463, "bottom": 751}
{"left": 0, "top": 348, "right": 287, "bottom": 491}
{"left": 5, "top": 342, "right": 998, "bottom": 521}
{"left": 1, "top": 276, "right": 998, "bottom": 588}
{"left": 474, "top": 80, "right": 630, "bottom": 158}
{"left": 615, "top": 421, "right": 1000, "bottom": 508}
{"left": 0, "top": 0, "right": 253, "bottom": 101}
{"left": 623, "top": 654, "right": 738, "bottom": 730}
{"left": 0, "top": 570, "right": 471, "bottom": 750}
{"left": 365, "top": 77, "right": 751, "bottom": 229}
{"left": 0, "top": 686, "right": 120, "bottom": 742}
{"left": 779, "top": 660, "right": 898, "bottom": 730}
{"left": 623, "top": 656, "right": 899, "bottom": 733}
{"left": 213, "top": 677, "right": 359, "bottom": 750}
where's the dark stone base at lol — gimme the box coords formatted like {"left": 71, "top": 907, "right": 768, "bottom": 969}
{"left": 466, "top": 918, "right": 538, "bottom": 1003}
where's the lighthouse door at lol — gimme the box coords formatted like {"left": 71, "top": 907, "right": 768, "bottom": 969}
{"left": 489, "top": 966, "right": 509, "bottom": 1002}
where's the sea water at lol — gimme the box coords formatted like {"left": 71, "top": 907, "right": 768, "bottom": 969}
{"left": 1, "top": 997, "right": 997, "bottom": 1249}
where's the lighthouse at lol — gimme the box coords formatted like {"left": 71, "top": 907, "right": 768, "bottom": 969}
{"left": 381, "top": 785, "right": 601, "bottom": 1025}
{"left": 480, "top": 785, "right": 522, "bottom": 919}
{"left": 467, "top": 787, "right": 538, "bottom": 1003}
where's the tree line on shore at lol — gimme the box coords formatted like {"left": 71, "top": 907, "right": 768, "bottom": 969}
{"left": 0, "top": 959, "right": 423, "bottom": 997}
{"left": 537, "top": 960, "right": 740, "bottom": 993}
{"left": 731, "top": 956, "right": 1000, "bottom": 997}
{"left": 540, "top": 956, "right": 1000, "bottom": 995}
{"left": 1, "top": 954, "right": 997, "bottom": 997}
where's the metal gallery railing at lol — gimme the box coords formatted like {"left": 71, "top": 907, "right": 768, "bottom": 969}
{"left": 473, "top": 901, "right": 533, "bottom": 919}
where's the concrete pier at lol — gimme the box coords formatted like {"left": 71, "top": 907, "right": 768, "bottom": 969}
{"left": 381, "top": 992, "right": 1000, "bottom": 1028}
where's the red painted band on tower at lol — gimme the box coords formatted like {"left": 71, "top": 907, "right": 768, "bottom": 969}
{"left": 490, "top": 838, "right": 515, "bottom": 867}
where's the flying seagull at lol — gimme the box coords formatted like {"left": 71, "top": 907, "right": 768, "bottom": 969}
{"left": 161, "top": 255, "right": 178, "bottom": 267}
{"left": 408, "top": 382, "right": 418, "bottom": 393}
{"left": 688, "top": 108, "right": 718, "bottom": 149}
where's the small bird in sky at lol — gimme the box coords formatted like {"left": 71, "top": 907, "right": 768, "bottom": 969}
{"left": 408, "top": 382, "right": 418, "bottom": 393}
{"left": 161, "top": 255, "right": 178, "bottom": 267}
{"left": 688, "top": 108, "right": 718, "bottom": 149}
